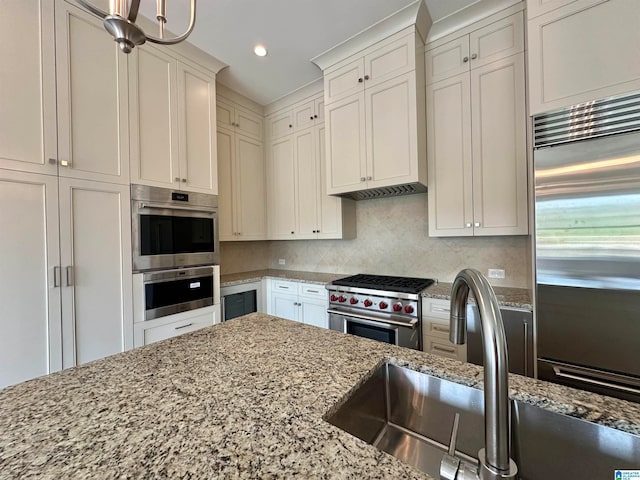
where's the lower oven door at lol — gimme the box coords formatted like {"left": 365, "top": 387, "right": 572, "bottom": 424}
{"left": 328, "top": 310, "right": 420, "bottom": 350}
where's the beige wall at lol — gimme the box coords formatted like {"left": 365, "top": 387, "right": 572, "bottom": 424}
{"left": 221, "top": 193, "right": 532, "bottom": 288}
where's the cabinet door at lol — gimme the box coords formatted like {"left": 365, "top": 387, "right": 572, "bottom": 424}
{"left": 268, "top": 135, "right": 297, "bottom": 238}
{"left": 217, "top": 128, "right": 236, "bottom": 240}
{"left": 364, "top": 33, "right": 415, "bottom": 88}
{"left": 177, "top": 62, "right": 218, "bottom": 194}
{"left": 295, "top": 128, "right": 319, "bottom": 238}
{"left": 0, "top": 170, "right": 62, "bottom": 388}
{"left": 0, "top": 1, "right": 57, "bottom": 175}
{"left": 471, "top": 53, "right": 528, "bottom": 236}
{"left": 317, "top": 125, "right": 345, "bottom": 239}
{"left": 528, "top": 0, "right": 640, "bottom": 114}
{"left": 59, "top": 179, "right": 133, "bottom": 368}
{"left": 235, "top": 106, "right": 264, "bottom": 141}
{"left": 216, "top": 99, "right": 235, "bottom": 130}
{"left": 527, "top": 0, "right": 578, "bottom": 19}
{"left": 129, "top": 46, "right": 179, "bottom": 189}
{"left": 426, "top": 73, "right": 474, "bottom": 237}
{"left": 365, "top": 72, "right": 419, "bottom": 189}
{"left": 324, "top": 57, "right": 365, "bottom": 104}
{"left": 236, "top": 135, "right": 267, "bottom": 240}
{"left": 300, "top": 297, "right": 328, "bottom": 329}
{"left": 271, "top": 292, "right": 299, "bottom": 321}
{"left": 314, "top": 97, "right": 325, "bottom": 123}
{"left": 294, "top": 100, "right": 316, "bottom": 130}
{"left": 325, "top": 93, "right": 366, "bottom": 195}
{"left": 425, "top": 36, "right": 469, "bottom": 85}
{"left": 468, "top": 12, "right": 524, "bottom": 70}
{"left": 268, "top": 109, "right": 294, "bottom": 139}
{"left": 55, "top": 1, "right": 129, "bottom": 184}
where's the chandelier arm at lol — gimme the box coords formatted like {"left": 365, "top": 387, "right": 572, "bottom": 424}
{"left": 145, "top": 0, "right": 196, "bottom": 45}
{"left": 127, "top": 0, "right": 141, "bottom": 22}
{"left": 75, "top": 0, "right": 108, "bottom": 19}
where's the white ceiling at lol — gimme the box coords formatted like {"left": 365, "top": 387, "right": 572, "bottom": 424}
{"left": 139, "top": 0, "right": 480, "bottom": 106}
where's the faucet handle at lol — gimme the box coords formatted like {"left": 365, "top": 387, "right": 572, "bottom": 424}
{"left": 440, "top": 413, "right": 461, "bottom": 480}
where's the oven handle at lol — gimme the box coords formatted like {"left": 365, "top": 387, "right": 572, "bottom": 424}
{"left": 139, "top": 202, "right": 216, "bottom": 215}
{"left": 327, "top": 309, "right": 417, "bottom": 328}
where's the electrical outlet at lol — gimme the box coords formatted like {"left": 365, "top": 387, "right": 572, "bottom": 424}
{"left": 488, "top": 269, "right": 505, "bottom": 279}
{"left": 278, "top": 258, "right": 286, "bottom": 265}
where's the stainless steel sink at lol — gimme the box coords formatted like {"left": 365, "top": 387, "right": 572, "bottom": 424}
{"left": 326, "top": 362, "right": 640, "bottom": 479}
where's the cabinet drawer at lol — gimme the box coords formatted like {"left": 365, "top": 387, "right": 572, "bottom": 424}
{"left": 271, "top": 280, "right": 298, "bottom": 293}
{"left": 425, "top": 320, "right": 453, "bottom": 340}
{"left": 422, "top": 298, "right": 452, "bottom": 320}
{"left": 143, "top": 311, "right": 213, "bottom": 345}
{"left": 298, "top": 283, "right": 327, "bottom": 300}
{"left": 423, "top": 335, "right": 465, "bottom": 361}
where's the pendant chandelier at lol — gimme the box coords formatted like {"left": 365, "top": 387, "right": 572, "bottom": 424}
{"left": 76, "top": 0, "right": 196, "bottom": 54}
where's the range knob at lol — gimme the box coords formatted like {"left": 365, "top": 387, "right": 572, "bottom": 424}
{"left": 379, "top": 301, "right": 388, "bottom": 310}
{"left": 330, "top": 294, "right": 338, "bottom": 302}
{"left": 349, "top": 297, "right": 359, "bottom": 305}
{"left": 363, "top": 299, "right": 373, "bottom": 307}
{"left": 404, "top": 305, "right": 415, "bottom": 314}
{"left": 392, "top": 303, "right": 402, "bottom": 312}
{"left": 338, "top": 296, "right": 347, "bottom": 303}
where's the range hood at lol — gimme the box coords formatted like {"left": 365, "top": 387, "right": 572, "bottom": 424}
{"left": 335, "top": 182, "right": 426, "bottom": 201}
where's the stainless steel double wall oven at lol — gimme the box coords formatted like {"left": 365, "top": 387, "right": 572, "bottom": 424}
{"left": 131, "top": 185, "right": 220, "bottom": 320}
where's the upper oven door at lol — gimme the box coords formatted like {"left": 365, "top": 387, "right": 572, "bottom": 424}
{"left": 132, "top": 200, "right": 219, "bottom": 272}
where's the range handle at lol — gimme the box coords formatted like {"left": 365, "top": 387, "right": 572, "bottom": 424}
{"left": 327, "top": 309, "right": 417, "bottom": 328}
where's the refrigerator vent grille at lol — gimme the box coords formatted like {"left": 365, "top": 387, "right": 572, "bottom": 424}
{"left": 534, "top": 91, "right": 640, "bottom": 148}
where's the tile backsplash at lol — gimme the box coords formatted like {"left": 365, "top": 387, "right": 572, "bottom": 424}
{"left": 221, "top": 193, "right": 532, "bottom": 288}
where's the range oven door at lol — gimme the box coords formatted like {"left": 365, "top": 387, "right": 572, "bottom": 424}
{"left": 328, "top": 309, "right": 420, "bottom": 350}
{"left": 132, "top": 191, "right": 219, "bottom": 272}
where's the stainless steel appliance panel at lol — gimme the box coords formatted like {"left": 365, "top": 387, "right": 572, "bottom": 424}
{"left": 328, "top": 310, "right": 420, "bottom": 350}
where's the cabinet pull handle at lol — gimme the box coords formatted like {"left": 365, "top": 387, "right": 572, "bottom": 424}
{"left": 306, "top": 289, "right": 319, "bottom": 294}
{"left": 175, "top": 323, "right": 193, "bottom": 330}
{"left": 278, "top": 285, "right": 290, "bottom": 290}
{"left": 433, "top": 344, "right": 456, "bottom": 354}
{"left": 471, "top": 53, "right": 478, "bottom": 60}
{"left": 53, "top": 266, "right": 61, "bottom": 288}
{"left": 432, "top": 306, "right": 451, "bottom": 313}
{"left": 432, "top": 325, "right": 450, "bottom": 333}
{"left": 66, "top": 266, "right": 74, "bottom": 287}
{"left": 463, "top": 56, "right": 469, "bottom": 63}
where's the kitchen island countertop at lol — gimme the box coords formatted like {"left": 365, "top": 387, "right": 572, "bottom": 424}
{"left": 1, "top": 314, "right": 637, "bottom": 479}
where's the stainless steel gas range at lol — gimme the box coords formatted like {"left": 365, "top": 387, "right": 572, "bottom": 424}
{"left": 326, "top": 274, "right": 436, "bottom": 350}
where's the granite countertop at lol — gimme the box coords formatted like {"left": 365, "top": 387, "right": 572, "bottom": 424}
{"left": 1, "top": 314, "right": 638, "bottom": 479}
{"left": 221, "top": 270, "right": 533, "bottom": 310}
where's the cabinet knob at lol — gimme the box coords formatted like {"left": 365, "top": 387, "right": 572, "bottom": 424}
{"left": 181, "top": 178, "right": 187, "bottom": 183}
{"left": 474, "top": 222, "right": 481, "bottom": 227}
{"left": 364, "top": 75, "right": 370, "bottom": 80}
{"left": 310, "top": 116, "right": 314, "bottom": 120}
{"left": 463, "top": 56, "right": 469, "bottom": 63}
{"left": 367, "top": 176, "right": 372, "bottom": 181}
{"left": 60, "top": 159, "right": 70, "bottom": 167}
{"left": 465, "top": 223, "right": 472, "bottom": 228}
{"left": 49, "top": 158, "right": 57, "bottom": 165}
{"left": 291, "top": 231, "right": 294, "bottom": 234}
{"left": 358, "top": 77, "right": 363, "bottom": 83}
{"left": 360, "top": 177, "right": 366, "bottom": 182}
{"left": 289, "top": 124, "right": 292, "bottom": 128}
{"left": 314, "top": 114, "right": 318, "bottom": 119}
{"left": 471, "top": 53, "right": 478, "bottom": 60}
{"left": 175, "top": 177, "right": 180, "bottom": 182}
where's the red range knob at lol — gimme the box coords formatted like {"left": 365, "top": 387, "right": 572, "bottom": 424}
{"left": 392, "top": 303, "right": 402, "bottom": 312}
{"left": 404, "top": 305, "right": 414, "bottom": 314}
{"left": 330, "top": 294, "right": 338, "bottom": 302}
{"left": 364, "top": 299, "right": 373, "bottom": 307}
{"left": 379, "top": 301, "right": 388, "bottom": 310}
{"left": 338, "top": 296, "right": 347, "bottom": 303}
{"left": 349, "top": 297, "right": 359, "bottom": 305}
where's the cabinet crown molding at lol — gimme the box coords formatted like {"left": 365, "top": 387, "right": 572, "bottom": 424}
{"left": 311, "top": 0, "right": 431, "bottom": 71}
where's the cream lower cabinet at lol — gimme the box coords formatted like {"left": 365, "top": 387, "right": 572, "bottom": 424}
{"left": 527, "top": 0, "right": 640, "bottom": 114}
{"left": 422, "top": 298, "right": 466, "bottom": 361}
{"left": 217, "top": 127, "right": 266, "bottom": 241}
{"left": 427, "top": 52, "right": 528, "bottom": 237}
{"left": 268, "top": 125, "right": 355, "bottom": 240}
{"left": 0, "top": 1, "right": 129, "bottom": 184}
{"left": 129, "top": 45, "right": 218, "bottom": 194}
{"left": 0, "top": 171, "right": 133, "bottom": 388}
{"left": 267, "top": 280, "right": 328, "bottom": 329}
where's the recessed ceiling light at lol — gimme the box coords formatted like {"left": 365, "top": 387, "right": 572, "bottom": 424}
{"left": 254, "top": 45, "right": 268, "bottom": 57}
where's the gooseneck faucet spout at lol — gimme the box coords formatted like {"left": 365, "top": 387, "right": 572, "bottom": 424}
{"left": 449, "top": 269, "right": 518, "bottom": 480}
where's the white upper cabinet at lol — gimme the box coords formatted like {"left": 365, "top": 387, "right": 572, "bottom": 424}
{"left": 527, "top": 0, "right": 578, "bottom": 19}
{"left": 130, "top": 45, "right": 218, "bottom": 194}
{"left": 0, "top": 1, "right": 57, "bottom": 176}
{"left": 527, "top": 0, "right": 640, "bottom": 114}
{"left": 427, "top": 11, "right": 528, "bottom": 237}
{"left": 55, "top": 1, "right": 130, "bottom": 184}
{"left": 322, "top": 29, "right": 427, "bottom": 196}
{"left": 217, "top": 99, "right": 263, "bottom": 141}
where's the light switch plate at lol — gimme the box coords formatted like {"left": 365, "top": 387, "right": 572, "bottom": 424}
{"left": 278, "top": 258, "right": 286, "bottom": 265}
{"left": 488, "top": 269, "right": 505, "bottom": 279}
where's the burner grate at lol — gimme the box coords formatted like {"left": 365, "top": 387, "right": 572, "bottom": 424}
{"left": 332, "top": 274, "right": 435, "bottom": 294}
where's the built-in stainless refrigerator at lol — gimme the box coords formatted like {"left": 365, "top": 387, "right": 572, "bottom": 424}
{"left": 534, "top": 91, "right": 640, "bottom": 403}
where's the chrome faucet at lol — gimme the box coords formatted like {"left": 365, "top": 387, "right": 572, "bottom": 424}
{"left": 440, "top": 269, "right": 518, "bottom": 480}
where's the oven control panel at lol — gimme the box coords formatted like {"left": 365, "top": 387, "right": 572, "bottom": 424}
{"left": 329, "top": 292, "right": 419, "bottom": 318}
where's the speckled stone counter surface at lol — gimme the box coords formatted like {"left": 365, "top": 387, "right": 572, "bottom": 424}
{"left": 221, "top": 269, "right": 344, "bottom": 288}
{"left": 423, "top": 282, "right": 533, "bottom": 310}
{"left": 1, "top": 314, "right": 638, "bottom": 479}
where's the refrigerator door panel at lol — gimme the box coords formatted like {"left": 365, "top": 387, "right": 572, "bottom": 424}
{"left": 535, "top": 131, "right": 640, "bottom": 290}
{"left": 537, "top": 284, "right": 640, "bottom": 378}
